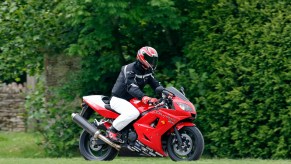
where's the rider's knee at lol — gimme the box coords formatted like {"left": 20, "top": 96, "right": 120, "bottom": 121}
{"left": 128, "top": 110, "right": 139, "bottom": 120}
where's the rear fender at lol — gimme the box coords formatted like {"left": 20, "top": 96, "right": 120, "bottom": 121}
{"left": 80, "top": 103, "right": 94, "bottom": 119}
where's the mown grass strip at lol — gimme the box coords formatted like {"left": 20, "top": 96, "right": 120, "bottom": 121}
{"left": 0, "top": 132, "right": 45, "bottom": 158}
{"left": 0, "top": 158, "right": 290, "bottom": 164}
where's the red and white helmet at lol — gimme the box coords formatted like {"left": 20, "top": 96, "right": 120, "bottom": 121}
{"left": 136, "top": 46, "right": 158, "bottom": 70}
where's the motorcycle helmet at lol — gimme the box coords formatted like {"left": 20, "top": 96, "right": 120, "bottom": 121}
{"left": 136, "top": 46, "right": 158, "bottom": 71}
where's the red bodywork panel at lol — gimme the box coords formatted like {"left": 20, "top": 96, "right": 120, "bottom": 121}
{"left": 130, "top": 98, "right": 152, "bottom": 113}
{"left": 176, "top": 122, "right": 196, "bottom": 130}
{"left": 131, "top": 97, "right": 195, "bottom": 156}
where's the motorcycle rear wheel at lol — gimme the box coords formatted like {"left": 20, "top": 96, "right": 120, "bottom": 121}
{"left": 167, "top": 126, "right": 204, "bottom": 161}
{"left": 79, "top": 129, "right": 118, "bottom": 161}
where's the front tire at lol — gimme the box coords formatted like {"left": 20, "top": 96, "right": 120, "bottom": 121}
{"left": 79, "top": 129, "right": 118, "bottom": 161}
{"left": 167, "top": 126, "right": 204, "bottom": 161}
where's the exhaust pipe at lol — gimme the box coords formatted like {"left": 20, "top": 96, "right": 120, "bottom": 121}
{"left": 71, "top": 113, "right": 121, "bottom": 151}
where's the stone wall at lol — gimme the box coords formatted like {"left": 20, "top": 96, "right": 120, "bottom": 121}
{"left": 0, "top": 82, "right": 26, "bottom": 131}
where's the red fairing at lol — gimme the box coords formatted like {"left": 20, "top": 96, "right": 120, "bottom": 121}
{"left": 132, "top": 96, "right": 194, "bottom": 156}
{"left": 130, "top": 98, "right": 152, "bottom": 113}
{"left": 176, "top": 122, "right": 196, "bottom": 130}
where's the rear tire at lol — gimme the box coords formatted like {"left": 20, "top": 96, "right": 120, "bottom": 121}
{"left": 167, "top": 126, "right": 204, "bottom": 161}
{"left": 79, "top": 129, "right": 118, "bottom": 161}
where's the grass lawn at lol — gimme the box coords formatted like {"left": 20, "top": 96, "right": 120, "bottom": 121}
{"left": 0, "top": 157, "right": 290, "bottom": 164}
{"left": 0, "top": 132, "right": 45, "bottom": 158}
{"left": 0, "top": 132, "right": 290, "bottom": 164}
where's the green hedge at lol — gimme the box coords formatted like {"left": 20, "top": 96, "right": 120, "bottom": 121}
{"left": 176, "top": 0, "right": 290, "bottom": 158}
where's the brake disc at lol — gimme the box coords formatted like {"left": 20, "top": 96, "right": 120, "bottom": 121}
{"left": 89, "top": 137, "right": 102, "bottom": 151}
{"left": 173, "top": 133, "right": 193, "bottom": 156}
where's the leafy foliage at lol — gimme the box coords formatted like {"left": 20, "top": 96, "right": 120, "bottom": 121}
{"left": 25, "top": 75, "right": 81, "bottom": 157}
{"left": 180, "top": 0, "right": 291, "bottom": 158}
{"left": 20, "top": 0, "right": 186, "bottom": 157}
{"left": 1, "top": 0, "right": 290, "bottom": 159}
{"left": 0, "top": 0, "right": 65, "bottom": 81}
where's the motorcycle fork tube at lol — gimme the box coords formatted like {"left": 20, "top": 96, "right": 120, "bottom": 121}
{"left": 174, "top": 127, "right": 183, "bottom": 147}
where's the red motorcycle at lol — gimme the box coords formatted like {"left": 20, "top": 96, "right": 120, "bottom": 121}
{"left": 72, "top": 87, "right": 204, "bottom": 161}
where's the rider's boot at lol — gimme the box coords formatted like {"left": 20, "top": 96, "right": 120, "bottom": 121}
{"left": 106, "top": 126, "right": 122, "bottom": 143}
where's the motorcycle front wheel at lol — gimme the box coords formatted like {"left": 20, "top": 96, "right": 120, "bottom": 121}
{"left": 167, "top": 126, "right": 204, "bottom": 161}
{"left": 79, "top": 129, "right": 118, "bottom": 161}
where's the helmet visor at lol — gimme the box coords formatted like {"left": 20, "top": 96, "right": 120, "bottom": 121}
{"left": 144, "top": 54, "right": 158, "bottom": 70}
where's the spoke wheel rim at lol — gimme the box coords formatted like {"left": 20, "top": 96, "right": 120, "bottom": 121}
{"left": 85, "top": 134, "right": 111, "bottom": 158}
{"left": 170, "top": 129, "right": 197, "bottom": 160}
{"left": 173, "top": 133, "right": 193, "bottom": 156}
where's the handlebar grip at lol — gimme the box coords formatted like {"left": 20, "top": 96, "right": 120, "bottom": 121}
{"left": 162, "top": 90, "right": 174, "bottom": 98}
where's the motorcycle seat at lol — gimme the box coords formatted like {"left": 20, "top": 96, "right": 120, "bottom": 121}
{"left": 101, "top": 96, "right": 119, "bottom": 114}
{"left": 104, "top": 104, "right": 114, "bottom": 110}
{"left": 101, "top": 96, "right": 110, "bottom": 104}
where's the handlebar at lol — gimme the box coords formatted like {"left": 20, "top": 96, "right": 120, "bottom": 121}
{"left": 140, "top": 92, "right": 173, "bottom": 116}
{"left": 154, "top": 99, "right": 165, "bottom": 108}
{"left": 162, "top": 90, "right": 174, "bottom": 98}
{"left": 154, "top": 90, "right": 174, "bottom": 108}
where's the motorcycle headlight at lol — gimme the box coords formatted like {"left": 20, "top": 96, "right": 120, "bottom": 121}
{"left": 176, "top": 102, "right": 194, "bottom": 112}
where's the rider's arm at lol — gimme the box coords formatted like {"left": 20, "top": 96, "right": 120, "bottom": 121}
{"left": 125, "top": 71, "right": 145, "bottom": 100}
{"left": 148, "top": 75, "right": 164, "bottom": 96}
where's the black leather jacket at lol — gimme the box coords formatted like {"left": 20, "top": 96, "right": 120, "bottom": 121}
{"left": 111, "top": 61, "right": 163, "bottom": 101}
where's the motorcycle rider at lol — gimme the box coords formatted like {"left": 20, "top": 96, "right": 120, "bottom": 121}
{"left": 107, "top": 46, "right": 164, "bottom": 142}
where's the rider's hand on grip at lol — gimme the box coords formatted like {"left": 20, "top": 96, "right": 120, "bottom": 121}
{"left": 142, "top": 96, "right": 158, "bottom": 106}
{"left": 167, "top": 93, "right": 174, "bottom": 99}
{"left": 149, "top": 98, "right": 158, "bottom": 106}
{"left": 162, "top": 90, "right": 174, "bottom": 99}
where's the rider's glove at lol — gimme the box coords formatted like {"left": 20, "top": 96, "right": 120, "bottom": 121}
{"left": 167, "top": 93, "right": 174, "bottom": 99}
{"left": 142, "top": 96, "right": 158, "bottom": 106}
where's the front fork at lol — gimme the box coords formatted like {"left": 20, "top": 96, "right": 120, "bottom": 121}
{"left": 172, "top": 122, "right": 196, "bottom": 147}
{"left": 174, "top": 127, "right": 183, "bottom": 147}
